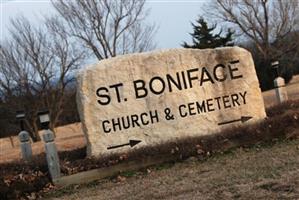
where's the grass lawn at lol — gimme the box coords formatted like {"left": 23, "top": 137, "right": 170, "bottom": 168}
{"left": 1, "top": 90, "right": 298, "bottom": 199}
{"left": 45, "top": 139, "right": 299, "bottom": 200}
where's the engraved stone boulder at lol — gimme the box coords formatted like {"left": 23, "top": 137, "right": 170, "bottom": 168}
{"left": 76, "top": 47, "right": 266, "bottom": 156}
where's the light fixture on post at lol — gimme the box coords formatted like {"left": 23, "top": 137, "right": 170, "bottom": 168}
{"left": 271, "top": 61, "right": 279, "bottom": 78}
{"left": 38, "top": 110, "right": 50, "bottom": 130}
{"left": 16, "top": 110, "right": 25, "bottom": 131}
{"left": 272, "top": 60, "right": 288, "bottom": 103}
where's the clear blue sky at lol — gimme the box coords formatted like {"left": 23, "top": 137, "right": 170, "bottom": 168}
{"left": 0, "top": 0, "right": 206, "bottom": 49}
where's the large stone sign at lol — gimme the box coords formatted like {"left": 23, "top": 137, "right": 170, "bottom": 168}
{"left": 77, "top": 47, "right": 266, "bottom": 156}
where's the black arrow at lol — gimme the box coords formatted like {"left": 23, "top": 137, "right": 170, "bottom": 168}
{"left": 107, "top": 140, "right": 141, "bottom": 150}
{"left": 218, "top": 116, "right": 252, "bottom": 126}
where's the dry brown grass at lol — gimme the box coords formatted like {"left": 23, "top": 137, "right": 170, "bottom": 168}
{"left": 46, "top": 139, "right": 299, "bottom": 200}
{"left": 0, "top": 78, "right": 298, "bottom": 164}
{"left": 0, "top": 77, "right": 298, "bottom": 199}
{"left": 1, "top": 99, "right": 297, "bottom": 199}
{"left": 56, "top": 100, "right": 299, "bottom": 175}
{"left": 263, "top": 75, "right": 299, "bottom": 107}
{"left": 0, "top": 123, "right": 85, "bottom": 163}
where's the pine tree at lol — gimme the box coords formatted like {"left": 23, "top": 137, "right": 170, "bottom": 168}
{"left": 182, "top": 18, "right": 234, "bottom": 49}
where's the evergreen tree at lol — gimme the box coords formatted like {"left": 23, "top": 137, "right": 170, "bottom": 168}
{"left": 182, "top": 17, "right": 234, "bottom": 49}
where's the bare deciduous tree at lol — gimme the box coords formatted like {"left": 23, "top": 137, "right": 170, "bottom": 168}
{"left": 52, "top": 0, "right": 157, "bottom": 60}
{"left": 0, "top": 16, "right": 85, "bottom": 141}
{"left": 206, "top": 0, "right": 299, "bottom": 61}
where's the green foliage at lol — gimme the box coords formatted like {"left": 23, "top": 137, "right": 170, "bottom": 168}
{"left": 120, "top": 171, "right": 136, "bottom": 177}
{"left": 182, "top": 17, "right": 234, "bottom": 49}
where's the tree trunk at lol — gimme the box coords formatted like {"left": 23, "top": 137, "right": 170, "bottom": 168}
{"left": 9, "top": 136, "right": 15, "bottom": 148}
{"left": 31, "top": 122, "right": 42, "bottom": 142}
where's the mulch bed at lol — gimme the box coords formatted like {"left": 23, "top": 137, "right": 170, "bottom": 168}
{"left": 1, "top": 100, "right": 299, "bottom": 199}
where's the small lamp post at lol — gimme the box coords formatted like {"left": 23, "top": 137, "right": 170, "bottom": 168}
{"left": 271, "top": 61, "right": 279, "bottom": 78}
{"left": 38, "top": 109, "right": 61, "bottom": 180}
{"left": 271, "top": 61, "right": 288, "bottom": 103}
{"left": 37, "top": 110, "right": 50, "bottom": 130}
{"left": 16, "top": 110, "right": 32, "bottom": 161}
{"left": 16, "top": 110, "right": 25, "bottom": 131}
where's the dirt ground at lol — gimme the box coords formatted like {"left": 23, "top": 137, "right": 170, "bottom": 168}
{"left": 45, "top": 139, "right": 299, "bottom": 200}
{"left": 0, "top": 123, "right": 86, "bottom": 163}
{"left": 263, "top": 75, "right": 299, "bottom": 107}
{"left": 0, "top": 75, "right": 298, "bottom": 163}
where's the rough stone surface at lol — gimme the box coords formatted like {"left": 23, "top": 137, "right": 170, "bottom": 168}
{"left": 76, "top": 47, "right": 266, "bottom": 156}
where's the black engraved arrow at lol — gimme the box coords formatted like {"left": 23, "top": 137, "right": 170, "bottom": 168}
{"left": 107, "top": 140, "right": 141, "bottom": 150}
{"left": 218, "top": 116, "right": 252, "bottom": 126}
